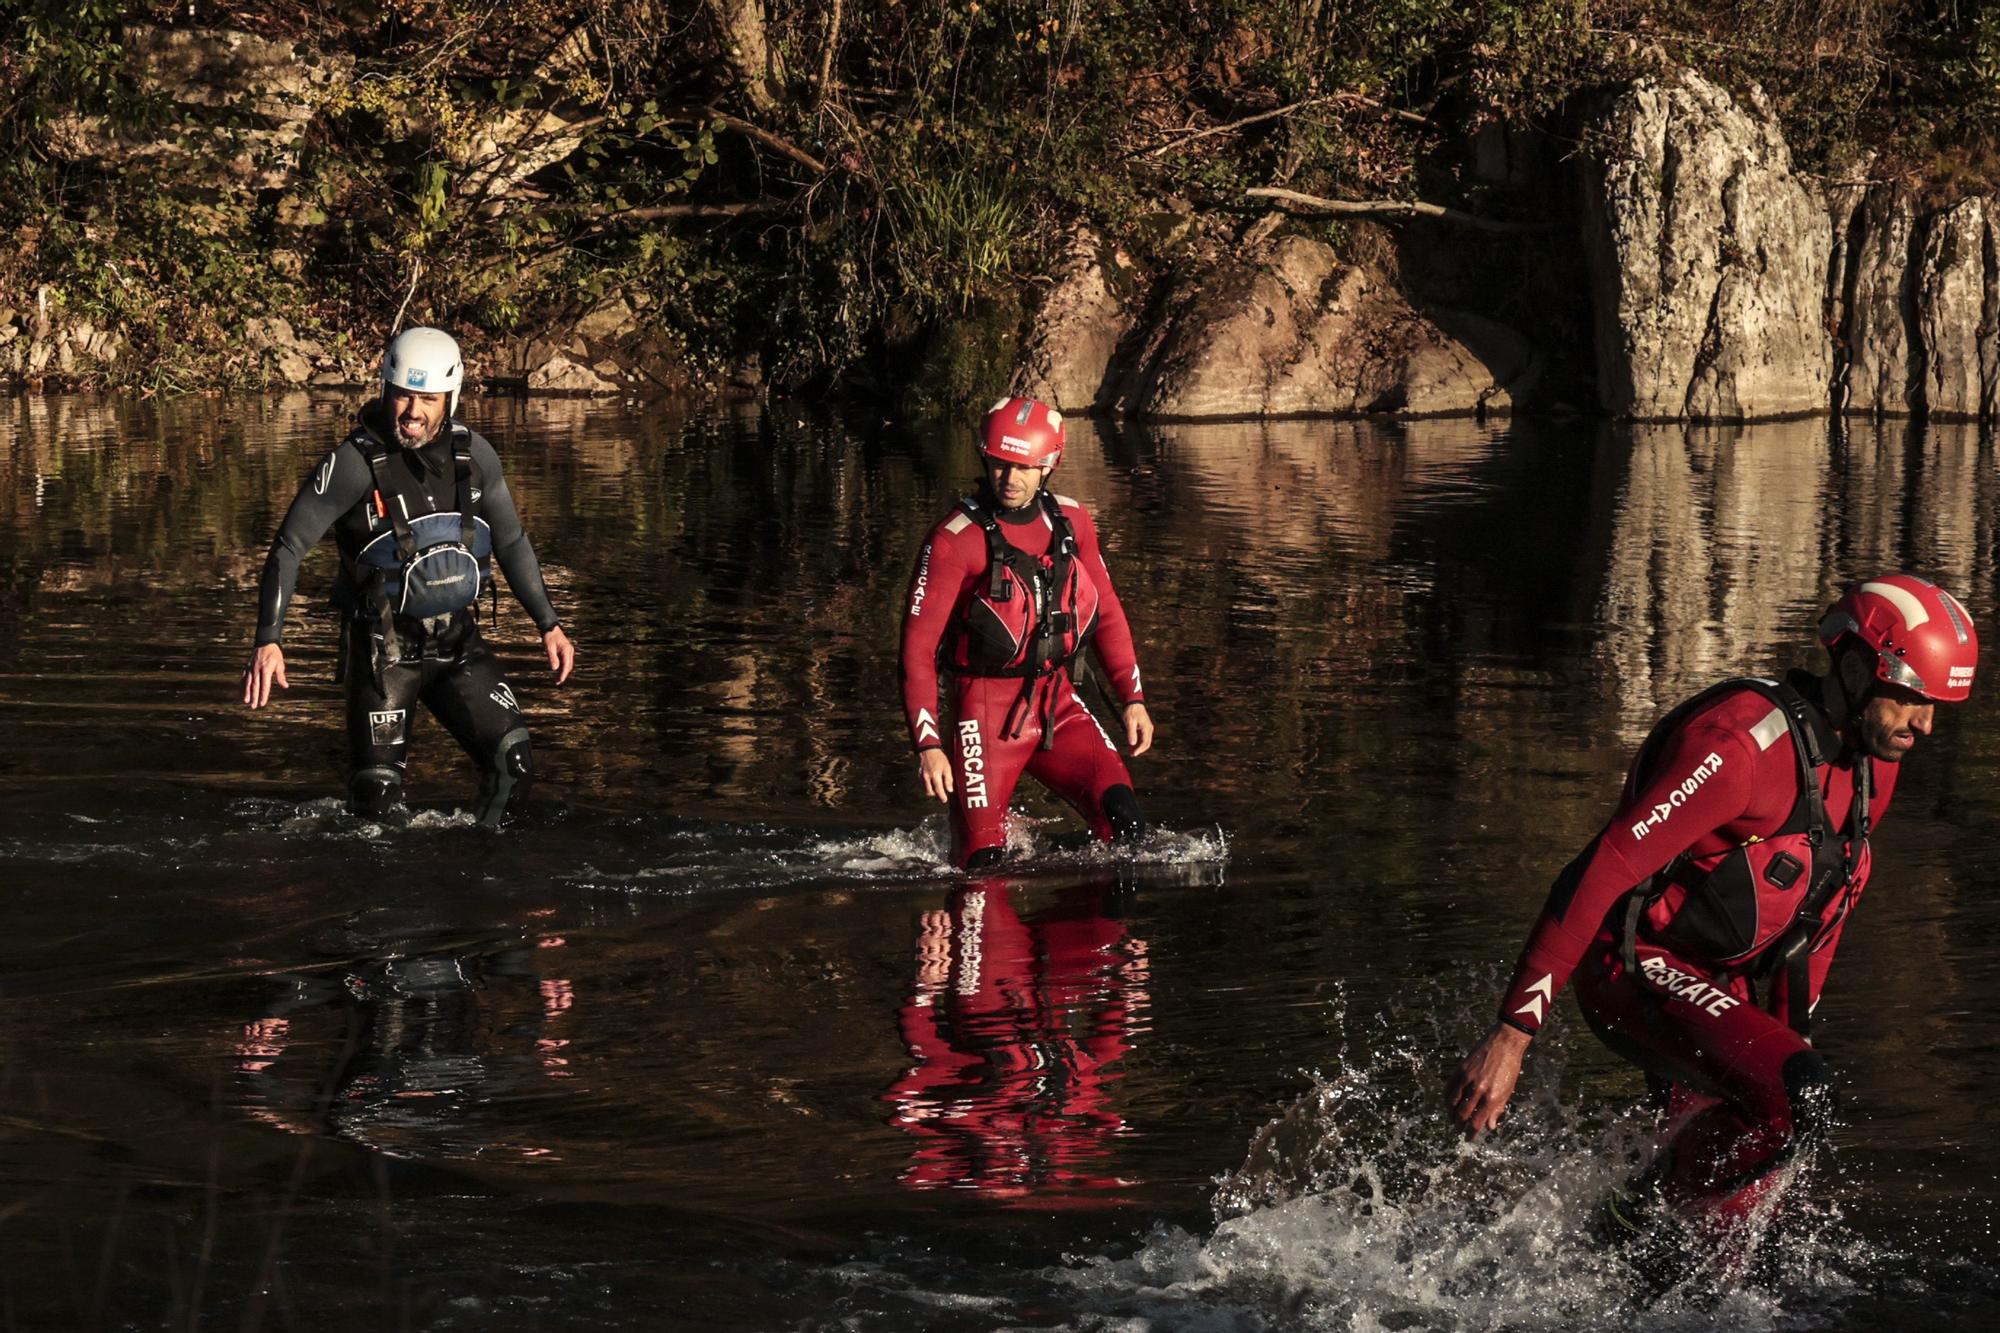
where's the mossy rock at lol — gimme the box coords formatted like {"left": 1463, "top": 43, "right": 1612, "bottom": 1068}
{"left": 895, "top": 289, "right": 1026, "bottom": 429}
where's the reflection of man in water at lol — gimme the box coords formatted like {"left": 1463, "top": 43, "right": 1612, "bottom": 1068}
{"left": 899, "top": 396, "right": 1153, "bottom": 867}
{"left": 885, "top": 879, "right": 1149, "bottom": 1200}
{"left": 240, "top": 327, "right": 574, "bottom": 826}
{"left": 233, "top": 930, "right": 579, "bottom": 1155}
{"left": 1447, "top": 575, "right": 1978, "bottom": 1254}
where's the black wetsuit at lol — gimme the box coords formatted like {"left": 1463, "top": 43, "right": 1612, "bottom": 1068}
{"left": 254, "top": 400, "right": 561, "bottom": 824}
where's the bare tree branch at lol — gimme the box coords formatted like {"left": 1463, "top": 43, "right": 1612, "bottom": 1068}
{"left": 582, "top": 201, "right": 790, "bottom": 222}
{"left": 816, "top": 0, "right": 846, "bottom": 107}
{"left": 704, "top": 109, "right": 829, "bottom": 176}
{"left": 1245, "top": 187, "right": 1548, "bottom": 233}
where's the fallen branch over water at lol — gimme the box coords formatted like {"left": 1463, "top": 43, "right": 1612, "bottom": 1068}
{"left": 1245, "top": 187, "right": 1547, "bottom": 233}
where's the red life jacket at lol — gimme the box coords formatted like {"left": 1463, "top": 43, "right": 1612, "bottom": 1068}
{"left": 944, "top": 491, "right": 1102, "bottom": 679}
{"left": 1620, "top": 677, "right": 1871, "bottom": 1034}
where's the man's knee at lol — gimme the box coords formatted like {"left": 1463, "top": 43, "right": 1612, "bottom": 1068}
{"left": 347, "top": 765, "right": 403, "bottom": 818}
{"left": 1782, "top": 1049, "right": 1839, "bottom": 1145}
{"left": 475, "top": 727, "right": 533, "bottom": 828}
{"left": 1102, "top": 784, "right": 1145, "bottom": 843}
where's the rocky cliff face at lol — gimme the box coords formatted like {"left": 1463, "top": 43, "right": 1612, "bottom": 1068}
{"left": 1581, "top": 72, "right": 1831, "bottom": 420}
{"left": 1077, "top": 235, "right": 1535, "bottom": 420}
{"left": 1830, "top": 183, "right": 2000, "bottom": 422}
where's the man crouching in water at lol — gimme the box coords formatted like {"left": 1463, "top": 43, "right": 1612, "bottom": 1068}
{"left": 899, "top": 396, "right": 1153, "bottom": 868}
{"left": 1446, "top": 575, "right": 1977, "bottom": 1265}
{"left": 240, "top": 327, "right": 574, "bottom": 826}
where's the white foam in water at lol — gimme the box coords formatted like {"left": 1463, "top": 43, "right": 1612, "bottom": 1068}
{"left": 1029, "top": 992, "right": 1896, "bottom": 1333}
{"left": 808, "top": 816, "right": 1231, "bottom": 878}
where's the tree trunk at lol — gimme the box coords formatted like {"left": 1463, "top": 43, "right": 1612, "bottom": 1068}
{"left": 706, "top": 0, "right": 786, "bottom": 115}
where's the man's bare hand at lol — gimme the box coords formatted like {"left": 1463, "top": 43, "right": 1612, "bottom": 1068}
{"left": 242, "top": 643, "right": 288, "bottom": 709}
{"left": 917, "top": 748, "right": 953, "bottom": 803}
{"left": 1445, "top": 1022, "right": 1532, "bottom": 1138}
{"left": 543, "top": 625, "right": 575, "bottom": 684}
{"left": 1123, "top": 702, "right": 1154, "bottom": 757}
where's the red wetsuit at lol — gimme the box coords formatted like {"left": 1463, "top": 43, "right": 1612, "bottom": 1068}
{"left": 1498, "top": 671, "right": 1891, "bottom": 1223}
{"left": 900, "top": 490, "right": 1146, "bottom": 866}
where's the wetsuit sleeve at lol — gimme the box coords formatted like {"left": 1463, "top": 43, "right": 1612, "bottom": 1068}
{"left": 1497, "top": 723, "right": 1762, "bottom": 1035}
{"left": 470, "top": 436, "right": 561, "bottom": 633}
{"left": 1068, "top": 504, "right": 1146, "bottom": 706}
{"left": 899, "top": 520, "right": 979, "bottom": 752}
{"left": 253, "top": 444, "right": 371, "bottom": 646}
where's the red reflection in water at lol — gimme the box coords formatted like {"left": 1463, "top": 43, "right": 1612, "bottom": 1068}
{"left": 884, "top": 877, "right": 1149, "bottom": 1204}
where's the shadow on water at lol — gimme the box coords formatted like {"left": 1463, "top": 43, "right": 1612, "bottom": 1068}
{"left": 2, "top": 395, "right": 1999, "bottom": 1327}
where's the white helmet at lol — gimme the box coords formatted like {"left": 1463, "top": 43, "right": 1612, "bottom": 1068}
{"left": 382, "top": 326, "right": 464, "bottom": 417}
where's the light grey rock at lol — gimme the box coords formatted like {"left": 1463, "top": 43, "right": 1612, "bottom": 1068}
{"left": 42, "top": 26, "right": 351, "bottom": 190}
{"left": 1582, "top": 71, "right": 1831, "bottom": 419}
{"left": 1833, "top": 185, "right": 1920, "bottom": 415}
{"left": 1915, "top": 197, "right": 1999, "bottom": 420}
{"left": 1018, "top": 230, "right": 1136, "bottom": 411}
{"left": 527, "top": 354, "right": 620, "bottom": 394}
{"left": 244, "top": 315, "right": 324, "bottom": 385}
{"left": 455, "top": 107, "right": 595, "bottom": 209}
{"left": 574, "top": 297, "right": 640, "bottom": 342}
{"left": 1114, "top": 235, "right": 1531, "bottom": 418}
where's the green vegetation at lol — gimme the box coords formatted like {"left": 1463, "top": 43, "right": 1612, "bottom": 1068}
{"left": 3, "top": 1, "right": 2000, "bottom": 399}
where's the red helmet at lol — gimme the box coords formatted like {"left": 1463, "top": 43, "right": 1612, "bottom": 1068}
{"left": 1819, "top": 574, "right": 1979, "bottom": 702}
{"left": 978, "top": 397, "right": 1064, "bottom": 470}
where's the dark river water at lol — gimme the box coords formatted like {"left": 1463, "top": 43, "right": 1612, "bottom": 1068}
{"left": 2, "top": 393, "right": 1998, "bottom": 1331}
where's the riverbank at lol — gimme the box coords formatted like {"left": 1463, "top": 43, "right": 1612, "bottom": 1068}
{"left": 5, "top": 3, "right": 1999, "bottom": 421}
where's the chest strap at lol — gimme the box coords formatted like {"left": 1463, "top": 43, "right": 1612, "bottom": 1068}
{"left": 957, "top": 491, "right": 1085, "bottom": 749}
{"left": 1620, "top": 678, "right": 1869, "bottom": 1038}
{"left": 353, "top": 426, "right": 483, "bottom": 685}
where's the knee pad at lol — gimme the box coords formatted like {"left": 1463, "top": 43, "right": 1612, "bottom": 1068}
{"left": 1102, "top": 784, "right": 1146, "bottom": 844}
{"left": 1781, "top": 1050, "right": 1839, "bottom": 1146}
{"left": 347, "top": 765, "right": 403, "bottom": 818}
{"left": 965, "top": 846, "right": 1005, "bottom": 871}
{"left": 475, "top": 728, "right": 533, "bottom": 828}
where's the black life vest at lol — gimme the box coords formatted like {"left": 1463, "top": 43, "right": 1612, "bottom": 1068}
{"left": 948, "top": 491, "right": 1100, "bottom": 677}
{"left": 351, "top": 422, "right": 493, "bottom": 622}
{"left": 1619, "top": 675, "right": 1871, "bottom": 1036}
{"left": 946, "top": 491, "right": 1104, "bottom": 748}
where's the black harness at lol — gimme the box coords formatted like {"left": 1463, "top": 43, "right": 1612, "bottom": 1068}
{"left": 348, "top": 422, "right": 492, "bottom": 685}
{"left": 955, "top": 490, "right": 1090, "bottom": 749}
{"left": 1618, "top": 677, "right": 1871, "bottom": 1039}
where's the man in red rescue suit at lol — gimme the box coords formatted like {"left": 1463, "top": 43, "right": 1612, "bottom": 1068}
{"left": 1447, "top": 574, "right": 1979, "bottom": 1242}
{"left": 899, "top": 397, "right": 1154, "bottom": 869}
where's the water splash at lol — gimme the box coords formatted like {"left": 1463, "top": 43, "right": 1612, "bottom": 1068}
{"left": 1036, "top": 989, "right": 1911, "bottom": 1332}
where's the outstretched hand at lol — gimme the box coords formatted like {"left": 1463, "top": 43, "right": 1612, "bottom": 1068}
{"left": 1445, "top": 1022, "right": 1531, "bottom": 1138}
{"left": 241, "top": 642, "right": 288, "bottom": 709}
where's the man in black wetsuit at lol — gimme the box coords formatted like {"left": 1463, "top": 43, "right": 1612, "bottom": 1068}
{"left": 240, "top": 327, "right": 575, "bottom": 825}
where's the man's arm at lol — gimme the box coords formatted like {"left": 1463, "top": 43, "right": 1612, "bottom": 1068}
{"left": 1066, "top": 501, "right": 1153, "bottom": 755}
{"left": 1446, "top": 722, "right": 1761, "bottom": 1135}
{"left": 899, "top": 522, "right": 976, "bottom": 801}
{"left": 243, "top": 445, "right": 368, "bottom": 707}
{"left": 469, "top": 437, "right": 572, "bottom": 683}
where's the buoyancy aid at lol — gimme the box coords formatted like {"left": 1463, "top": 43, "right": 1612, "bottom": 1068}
{"left": 1618, "top": 676, "right": 1870, "bottom": 1036}
{"left": 946, "top": 491, "right": 1103, "bottom": 747}
{"left": 351, "top": 422, "right": 494, "bottom": 623}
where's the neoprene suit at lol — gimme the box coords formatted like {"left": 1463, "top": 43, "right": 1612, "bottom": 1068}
{"left": 1496, "top": 671, "right": 1887, "bottom": 1223}
{"left": 253, "top": 400, "right": 561, "bottom": 824}
{"left": 900, "top": 488, "right": 1146, "bottom": 867}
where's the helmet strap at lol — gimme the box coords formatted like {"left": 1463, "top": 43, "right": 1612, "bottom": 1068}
{"left": 1826, "top": 641, "right": 1876, "bottom": 740}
